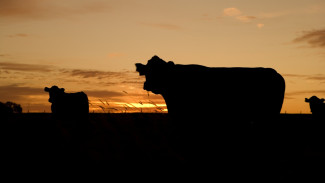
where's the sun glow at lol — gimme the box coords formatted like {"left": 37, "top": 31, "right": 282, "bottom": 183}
{"left": 89, "top": 101, "right": 167, "bottom": 113}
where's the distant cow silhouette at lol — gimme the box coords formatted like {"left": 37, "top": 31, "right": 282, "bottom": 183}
{"left": 44, "top": 86, "right": 89, "bottom": 120}
{"left": 136, "top": 55, "right": 285, "bottom": 122}
{"left": 305, "top": 96, "right": 325, "bottom": 120}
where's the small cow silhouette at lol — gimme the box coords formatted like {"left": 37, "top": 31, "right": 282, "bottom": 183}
{"left": 305, "top": 96, "right": 325, "bottom": 120}
{"left": 44, "top": 86, "right": 89, "bottom": 120}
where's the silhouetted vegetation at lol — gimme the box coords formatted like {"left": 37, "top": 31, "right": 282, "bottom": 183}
{"left": 0, "top": 101, "right": 22, "bottom": 114}
{"left": 2, "top": 113, "right": 325, "bottom": 180}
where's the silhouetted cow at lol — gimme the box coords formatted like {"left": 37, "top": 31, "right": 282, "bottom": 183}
{"left": 136, "top": 56, "right": 286, "bottom": 162}
{"left": 136, "top": 55, "right": 285, "bottom": 122}
{"left": 44, "top": 86, "right": 90, "bottom": 158}
{"left": 44, "top": 86, "right": 89, "bottom": 120}
{"left": 305, "top": 96, "right": 325, "bottom": 120}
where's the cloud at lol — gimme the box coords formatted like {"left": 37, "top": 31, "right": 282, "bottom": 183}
{"left": 0, "top": 0, "right": 111, "bottom": 21}
{"left": 283, "top": 73, "right": 325, "bottom": 84}
{"left": 283, "top": 73, "right": 325, "bottom": 82}
{"left": 140, "top": 23, "right": 182, "bottom": 30}
{"left": 0, "top": 61, "right": 141, "bottom": 89}
{"left": 0, "top": 84, "right": 126, "bottom": 101}
{"left": 85, "top": 90, "right": 124, "bottom": 98}
{"left": 0, "top": 54, "right": 10, "bottom": 57}
{"left": 222, "top": 8, "right": 260, "bottom": 25}
{"left": 236, "top": 16, "right": 257, "bottom": 23}
{"left": 0, "top": 0, "right": 43, "bottom": 18}
{"left": 62, "top": 69, "right": 131, "bottom": 79}
{"left": 223, "top": 8, "right": 242, "bottom": 17}
{"left": 0, "top": 62, "right": 54, "bottom": 72}
{"left": 0, "top": 61, "right": 135, "bottom": 80}
{"left": 285, "top": 90, "right": 325, "bottom": 97}
{"left": 0, "top": 84, "right": 43, "bottom": 95}
{"left": 121, "top": 80, "right": 144, "bottom": 85}
{"left": 7, "top": 33, "right": 29, "bottom": 38}
{"left": 306, "top": 75, "right": 325, "bottom": 81}
{"left": 0, "top": 84, "right": 44, "bottom": 102}
{"left": 95, "top": 78, "right": 144, "bottom": 87}
{"left": 293, "top": 29, "right": 325, "bottom": 48}
{"left": 283, "top": 74, "right": 309, "bottom": 78}
{"left": 60, "top": 68, "right": 143, "bottom": 87}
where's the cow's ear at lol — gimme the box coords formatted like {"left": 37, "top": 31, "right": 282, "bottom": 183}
{"left": 321, "top": 98, "right": 325, "bottom": 103}
{"left": 305, "top": 98, "right": 309, "bottom": 102}
{"left": 61, "top": 88, "right": 65, "bottom": 92}
{"left": 167, "top": 61, "right": 175, "bottom": 66}
{"left": 44, "top": 87, "right": 50, "bottom": 92}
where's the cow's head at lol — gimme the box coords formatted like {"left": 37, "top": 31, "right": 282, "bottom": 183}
{"left": 135, "top": 55, "right": 175, "bottom": 94}
{"left": 305, "top": 96, "right": 325, "bottom": 104}
{"left": 44, "top": 85, "right": 65, "bottom": 103}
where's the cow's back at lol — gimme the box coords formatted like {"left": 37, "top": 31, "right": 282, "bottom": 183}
{"left": 53, "top": 92, "right": 89, "bottom": 120}
{"left": 162, "top": 65, "right": 285, "bottom": 122}
{"left": 65, "top": 92, "right": 89, "bottom": 116}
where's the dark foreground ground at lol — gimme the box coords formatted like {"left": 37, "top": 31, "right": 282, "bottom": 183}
{"left": 2, "top": 113, "right": 325, "bottom": 179}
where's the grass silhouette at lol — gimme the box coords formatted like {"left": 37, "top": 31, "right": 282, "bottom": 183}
{"left": 2, "top": 113, "right": 325, "bottom": 180}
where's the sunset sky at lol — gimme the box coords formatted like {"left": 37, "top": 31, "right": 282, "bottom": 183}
{"left": 0, "top": 0, "right": 324, "bottom": 113}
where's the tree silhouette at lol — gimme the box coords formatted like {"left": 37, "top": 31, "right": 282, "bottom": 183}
{"left": 0, "top": 101, "right": 23, "bottom": 114}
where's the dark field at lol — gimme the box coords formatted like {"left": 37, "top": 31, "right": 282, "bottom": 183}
{"left": 2, "top": 113, "right": 325, "bottom": 179}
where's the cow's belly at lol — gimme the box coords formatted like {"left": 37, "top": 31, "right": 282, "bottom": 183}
{"left": 164, "top": 76, "right": 282, "bottom": 121}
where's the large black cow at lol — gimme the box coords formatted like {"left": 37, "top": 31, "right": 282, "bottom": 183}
{"left": 305, "top": 96, "right": 325, "bottom": 120}
{"left": 136, "top": 56, "right": 286, "bottom": 162}
{"left": 44, "top": 86, "right": 89, "bottom": 120}
{"left": 136, "top": 55, "right": 285, "bottom": 122}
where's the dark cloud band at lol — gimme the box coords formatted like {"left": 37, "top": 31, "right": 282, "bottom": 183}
{"left": 283, "top": 73, "right": 325, "bottom": 81}
{"left": 0, "top": 62, "right": 54, "bottom": 72}
{"left": 293, "top": 29, "right": 325, "bottom": 48}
